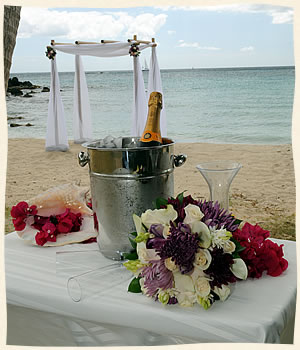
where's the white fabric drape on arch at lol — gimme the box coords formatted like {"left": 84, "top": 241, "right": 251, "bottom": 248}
{"left": 73, "top": 55, "right": 93, "bottom": 143}
{"left": 46, "top": 41, "right": 164, "bottom": 151}
{"left": 46, "top": 59, "right": 69, "bottom": 151}
{"left": 147, "top": 46, "right": 167, "bottom": 137}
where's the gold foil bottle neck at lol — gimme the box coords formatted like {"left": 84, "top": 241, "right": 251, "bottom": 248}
{"left": 148, "top": 91, "right": 162, "bottom": 109}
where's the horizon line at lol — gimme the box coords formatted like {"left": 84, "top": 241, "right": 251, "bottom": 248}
{"left": 10, "top": 64, "right": 295, "bottom": 75}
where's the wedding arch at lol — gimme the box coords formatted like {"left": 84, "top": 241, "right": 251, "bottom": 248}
{"left": 46, "top": 36, "right": 166, "bottom": 151}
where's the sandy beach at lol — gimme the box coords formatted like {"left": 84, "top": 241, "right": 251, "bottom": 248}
{"left": 5, "top": 139, "right": 295, "bottom": 240}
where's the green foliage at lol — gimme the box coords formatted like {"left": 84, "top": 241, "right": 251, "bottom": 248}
{"left": 123, "top": 251, "right": 139, "bottom": 260}
{"left": 153, "top": 197, "right": 168, "bottom": 209}
{"left": 128, "top": 277, "right": 142, "bottom": 293}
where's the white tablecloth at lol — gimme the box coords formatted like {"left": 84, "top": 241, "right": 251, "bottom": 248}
{"left": 5, "top": 232, "right": 296, "bottom": 346}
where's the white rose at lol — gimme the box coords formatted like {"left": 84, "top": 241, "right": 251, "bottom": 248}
{"left": 136, "top": 242, "right": 160, "bottom": 264}
{"left": 183, "top": 204, "right": 204, "bottom": 224}
{"left": 230, "top": 258, "right": 248, "bottom": 280}
{"left": 176, "top": 292, "right": 197, "bottom": 307}
{"left": 194, "top": 277, "right": 211, "bottom": 298}
{"left": 193, "top": 249, "right": 212, "bottom": 270}
{"left": 173, "top": 272, "right": 195, "bottom": 292}
{"left": 191, "top": 221, "right": 211, "bottom": 248}
{"left": 164, "top": 257, "right": 179, "bottom": 272}
{"left": 223, "top": 240, "right": 236, "bottom": 253}
{"left": 213, "top": 285, "right": 231, "bottom": 302}
{"left": 141, "top": 205, "right": 178, "bottom": 229}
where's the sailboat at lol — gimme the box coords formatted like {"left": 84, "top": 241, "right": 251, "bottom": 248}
{"left": 142, "top": 59, "right": 149, "bottom": 71}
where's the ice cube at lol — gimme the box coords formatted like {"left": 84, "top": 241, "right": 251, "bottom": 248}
{"left": 103, "top": 135, "right": 115, "bottom": 145}
{"left": 113, "top": 137, "right": 123, "bottom": 148}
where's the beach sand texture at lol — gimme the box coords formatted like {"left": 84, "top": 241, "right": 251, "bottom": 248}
{"left": 5, "top": 139, "right": 295, "bottom": 239}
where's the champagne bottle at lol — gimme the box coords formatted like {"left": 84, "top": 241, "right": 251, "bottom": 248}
{"left": 139, "top": 91, "right": 163, "bottom": 147}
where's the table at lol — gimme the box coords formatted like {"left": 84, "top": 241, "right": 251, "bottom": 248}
{"left": 5, "top": 232, "right": 296, "bottom": 346}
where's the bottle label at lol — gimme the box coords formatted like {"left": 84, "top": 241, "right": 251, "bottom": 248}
{"left": 140, "top": 130, "right": 162, "bottom": 143}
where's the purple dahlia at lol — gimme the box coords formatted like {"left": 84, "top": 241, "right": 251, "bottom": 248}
{"left": 140, "top": 259, "right": 173, "bottom": 297}
{"left": 158, "top": 222, "right": 199, "bottom": 274}
{"left": 205, "top": 247, "right": 237, "bottom": 288}
{"left": 198, "top": 200, "right": 239, "bottom": 232}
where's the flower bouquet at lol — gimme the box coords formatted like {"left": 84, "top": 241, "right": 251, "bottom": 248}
{"left": 124, "top": 193, "right": 288, "bottom": 309}
{"left": 129, "top": 43, "right": 140, "bottom": 57}
{"left": 11, "top": 184, "right": 98, "bottom": 246}
{"left": 45, "top": 46, "right": 56, "bottom": 60}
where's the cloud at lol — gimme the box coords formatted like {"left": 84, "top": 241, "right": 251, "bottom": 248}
{"left": 155, "top": 4, "right": 293, "bottom": 24}
{"left": 18, "top": 8, "right": 167, "bottom": 40}
{"left": 167, "top": 30, "right": 176, "bottom": 35}
{"left": 240, "top": 46, "right": 254, "bottom": 52}
{"left": 177, "top": 40, "right": 221, "bottom": 50}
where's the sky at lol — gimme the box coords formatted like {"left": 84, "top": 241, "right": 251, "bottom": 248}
{"left": 10, "top": 4, "right": 294, "bottom": 73}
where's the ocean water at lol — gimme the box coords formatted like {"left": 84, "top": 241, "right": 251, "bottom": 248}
{"left": 6, "top": 66, "right": 295, "bottom": 144}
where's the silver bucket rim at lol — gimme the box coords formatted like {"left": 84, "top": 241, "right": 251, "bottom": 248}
{"left": 81, "top": 137, "right": 175, "bottom": 151}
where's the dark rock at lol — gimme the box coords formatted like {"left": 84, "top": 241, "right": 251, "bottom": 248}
{"left": 7, "top": 116, "right": 24, "bottom": 120}
{"left": 10, "top": 123, "right": 22, "bottom": 127}
{"left": 25, "top": 123, "right": 34, "bottom": 126}
{"left": 42, "top": 86, "right": 50, "bottom": 92}
{"left": 23, "top": 93, "right": 33, "bottom": 98}
{"left": 8, "top": 87, "right": 23, "bottom": 96}
{"left": 8, "top": 77, "right": 39, "bottom": 91}
{"left": 20, "top": 80, "right": 33, "bottom": 87}
{"left": 8, "top": 77, "right": 20, "bottom": 87}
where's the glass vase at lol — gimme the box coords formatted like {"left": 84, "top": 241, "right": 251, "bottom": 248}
{"left": 196, "top": 160, "right": 242, "bottom": 211}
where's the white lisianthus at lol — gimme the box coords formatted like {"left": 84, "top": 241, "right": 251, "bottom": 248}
{"left": 164, "top": 257, "right": 179, "bottom": 272}
{"left": 193, "top": 248, "right": 212, "bottom": 270}
{"left": 191, "top": 221, "right": 211, "bottom": 248}
{"left": 230, "top": 258, "right": 248, "bottom": 280}
{"left": 183, "top": 204, "right": 204, "bottom": 225}
{"left": 133, "top": 214, "right": 146, "bottom": 234}
{"left": 190, "top": 266, "right": 205, "bottom": 281}
{"left": 173, "top": 271, "right": 195, "bottom": 292}
{"left": 223, "top": 240, "right": 236, "bottom": 253}
{"left": 176, "top": 292, "right": 197, "bottom": 307}
{"left": 141, "top": 205, "right": 178, "bottom": 229}
{"left": 194, "top": 277, "right": 211, "bottom": 298}
{"left": 136, "top": 242, "right": 160, "bottom": 264}
{"left": 213, "top": 285, "right": 231, "bottom": 302}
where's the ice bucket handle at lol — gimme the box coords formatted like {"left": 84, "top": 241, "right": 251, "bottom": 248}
{"left": 174, "top": 154, "right": 187, "bottom": 167}
{"left": 78, "top": 151, "right": 90, "bottom": 167}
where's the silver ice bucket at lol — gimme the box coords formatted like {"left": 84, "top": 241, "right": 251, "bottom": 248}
{"left": 78, "top": 137, "right": 186, "bottom": 260}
